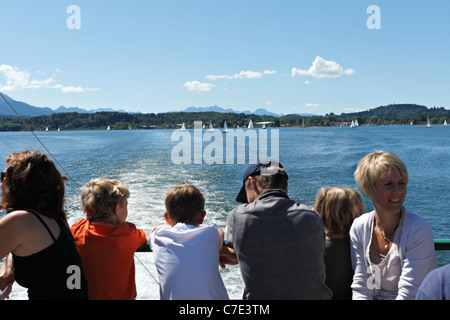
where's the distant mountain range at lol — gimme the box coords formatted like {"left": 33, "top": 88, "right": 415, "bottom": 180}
{"left": 1, "top": 93, "right": 448, "bottom": 120}
{"left": 180, "top": 105, "right": 315, "bottom": 117}
{"left": 0, "top": 93, "right": 129, "bottom": 117}
{"left": 0, "top": 94, "right": 314, "bottom": 118}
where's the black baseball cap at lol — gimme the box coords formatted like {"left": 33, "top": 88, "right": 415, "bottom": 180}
{"left": 235, "top": 159, "right": 288, "bottom": 203}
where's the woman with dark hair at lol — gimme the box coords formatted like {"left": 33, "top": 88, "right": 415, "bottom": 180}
{"left": 0, "top": 150, "right": 88, "bottom": 300}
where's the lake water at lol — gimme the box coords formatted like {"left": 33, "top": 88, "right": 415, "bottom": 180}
{"left": 1, "top": 125, "right": 449, "bottom": 299}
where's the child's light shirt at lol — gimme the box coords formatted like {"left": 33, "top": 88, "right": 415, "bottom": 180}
{"left": 150, "top": 223, "right": 229, "bottom": 300}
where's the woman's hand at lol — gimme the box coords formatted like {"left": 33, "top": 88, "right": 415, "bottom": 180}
{"left": 0, "top": 253, "right": 14, "bottom": 293}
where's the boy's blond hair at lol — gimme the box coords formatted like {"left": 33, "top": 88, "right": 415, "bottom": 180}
{"left": 315, "top": 187, "right": 365, "bottom": 236}
{"left": 81, "top": 178, "right": 130, "bottom": 221}
{"left": 165, "top": 183, "right": 205, "bottom": 225}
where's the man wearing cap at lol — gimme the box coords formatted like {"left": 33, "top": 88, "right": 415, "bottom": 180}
{"left": 222, "top": 159, "right": 332, "bottom": 300}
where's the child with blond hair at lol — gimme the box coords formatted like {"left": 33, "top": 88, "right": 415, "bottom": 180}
{"left": 150, "top": 183, "right": 229, "bottom": 300}
{"left": 71, "top": 178, "right": 147, "bottom": 300}
{"left": 315, "top": 186, "right": 365, "bottom": 300}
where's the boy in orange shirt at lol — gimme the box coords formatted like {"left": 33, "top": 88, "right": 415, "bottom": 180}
{"left": 71, "top": 179, "right": 147, "bottom": 300}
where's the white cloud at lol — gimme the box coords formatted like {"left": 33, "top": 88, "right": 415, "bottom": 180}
{"left": 304, "top": 80, "right": 311, "bottom": 85}
{"left": 229, "top": 70, "right": 262, "bottom": 79}
{"left": 182, "top": 80, "right": 214, "bottom": 92}
{"left": 305, "top": 103, "right": 331, "bottom": 108}
{"left": 0, "top": 65, "right": 99, "bottom": 93}
{"left": 262, "top": 70, "right": 277, "bottom": 75}
{"left": 206, "top": 69, "right": 277, "bottom": 80}
{"left": 205, "top": 74, "right": 228, "bottom": 80}
{"left": 0, "top": 65, "right": 45, "bottom": 91}
{"left": 53, "top": 84, "right": 100, "bottom": 93}
{"left": 292, "top": 56, "right": 354, "bottom": 79}
{"left": 60, "top": 86, "right": 84, "bottom": 93}
{"left": 343, "top": 107, "right": 364, "bottom": 113}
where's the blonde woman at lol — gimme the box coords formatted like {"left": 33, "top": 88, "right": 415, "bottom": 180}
{"left": 315, "top": 187, "right": 365, "bottom": 300}
{"left": 350, "top": 150, "right": 437, "bottom": 300}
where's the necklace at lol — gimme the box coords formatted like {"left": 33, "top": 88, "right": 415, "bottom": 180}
{"left": 374, "top": 208, "right": 403, "bottom": 249}
{"left": 377, "top": 226, "right": 395, "bottom": 249}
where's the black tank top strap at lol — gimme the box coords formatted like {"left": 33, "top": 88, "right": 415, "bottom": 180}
{"left": 27, "top": 209, "right": 57, "bottom": 242}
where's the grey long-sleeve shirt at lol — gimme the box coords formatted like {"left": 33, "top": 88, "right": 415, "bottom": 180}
{"left": 226, "top": 189, "right": 332, "bottom": 300}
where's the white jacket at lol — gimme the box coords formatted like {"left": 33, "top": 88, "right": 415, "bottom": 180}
{"left": 350, "top": 207, "right": 438, "bottom": 300}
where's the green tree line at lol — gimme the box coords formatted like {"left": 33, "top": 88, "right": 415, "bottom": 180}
{"left": 0, "top": 111, "right": 278, "bottom": 131}
{"left": 0, "top": 104, "right": 449, "bottom": 131}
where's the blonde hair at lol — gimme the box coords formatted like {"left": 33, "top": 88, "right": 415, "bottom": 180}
{"left": 81, "top": 178, "right": 130, "bottom": 221}
{"left": 314, "top": 187, "right": 365, "bottom": 235}
{"left": 354, "top": 150, "right": 408, "bottom": 196}
{"left": 165, "top": 183, "right": 205, "bottom": 224}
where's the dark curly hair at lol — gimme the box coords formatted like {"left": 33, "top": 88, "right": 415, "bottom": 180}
{"left": 1, "top": 150, "right": 67, "bottom": 222}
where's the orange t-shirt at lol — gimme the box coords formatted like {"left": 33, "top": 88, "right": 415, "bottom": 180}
{"left": 71, "top": 219, "right": 147, "bottom": 300}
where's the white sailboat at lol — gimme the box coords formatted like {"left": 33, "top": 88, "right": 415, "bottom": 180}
{"left": 223, "top": 121, "right": 229, "bottom": 133}
{"left": 107, "top": 125, "right": 111, "bottom": 131}
{"left": 256, "top": 121, "right": 272, "bottom": 129}
{"left": 207, "top": 119, "right": 214, "bottom": 132}
{"left": 426, "top": 118, "right": 431, "bottom": 128}
{"left": 350, "top": 120, "right": 355, "bottom": 128}
{"left": 45, "top": 127, "right": 49, "bottom": 132}
{"left": 180, "top": 123, "right": 186, "bottom": 131}
{"left": 444, "top": 119, "right": 447, "bottom": 126}
{"left": 248, "top": 119, "right": 254, "bottom": 130}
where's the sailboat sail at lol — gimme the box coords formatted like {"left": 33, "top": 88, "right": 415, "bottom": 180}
{"left": 223, "top": 121, "right": 229, "bottom": 133}
{"left": 248, "top": 119, "right": 254, "bottom": 129}
{"left": 207, "top": 119, "right": 214, "bottom": 132}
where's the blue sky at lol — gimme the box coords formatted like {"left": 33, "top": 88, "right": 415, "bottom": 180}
{"left": 0, "top": 0, "right": 449, "bottom": 115}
